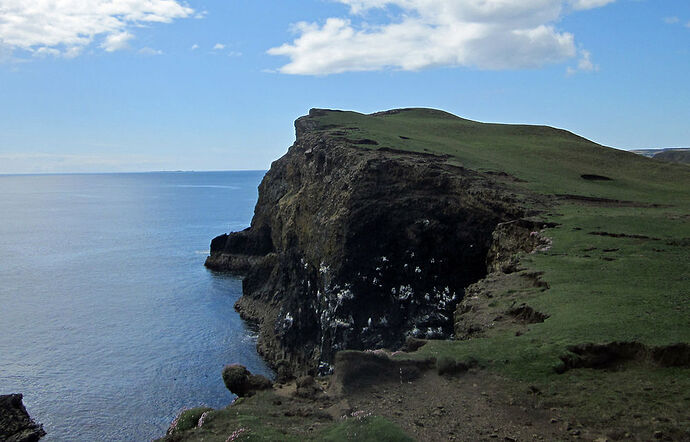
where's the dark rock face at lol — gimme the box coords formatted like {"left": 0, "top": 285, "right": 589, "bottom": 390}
{"left": 206, "top": 110, "right": 534, "bottom": 374}
{"left": 222, "top": 364, "right": 273, "bottom": 397}
{"left": 486, "top": 219, "right": 554, "bottom": 274}
{"left": 330, "top": 351, "right": 434, "bottom": 394}
{"left": 0, "top": 394, "right": 46, "bottom": 442}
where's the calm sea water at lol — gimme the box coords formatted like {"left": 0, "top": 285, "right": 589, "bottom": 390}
{"left": 0, "top": 171, "right": 272, "bottom": 441}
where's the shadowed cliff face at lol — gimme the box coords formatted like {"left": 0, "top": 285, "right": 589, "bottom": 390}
{"left": 206, "top": 110, "right": 532, "bottom": 374}
{"left": 0, "top": 394, "right": 46, "bottom": 441}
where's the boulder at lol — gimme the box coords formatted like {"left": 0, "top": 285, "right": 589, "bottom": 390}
{"left": 222, "top": 364, "right": 272, "bottom": 397}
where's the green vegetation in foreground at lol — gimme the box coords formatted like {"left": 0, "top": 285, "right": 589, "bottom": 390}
{"left": 310, "top": 108, "right": 690, "bottom": 435}
{"left": 321, "top": 416, "right": 414, "bottom": 441}
{"left": 159, "top": 391, "right": 412, "bottom": 442}
{"left": 165, "top": 109, "right": 688, "bottom": 440}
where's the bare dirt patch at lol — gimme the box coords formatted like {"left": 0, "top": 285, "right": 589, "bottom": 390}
{"left": 343, "top": 368, "right": 588, "bottom": 441}
{"left": 556, "top": 342, "right": 690, "bottom": 373}
{"left": 557, "top": 194, "right": 669, "bottom": 208}
{"left": 508, "top": 304, "right": 550, "bottom": 324}
{"left": 588, "top": 231, "right": 660, "bottom": 240}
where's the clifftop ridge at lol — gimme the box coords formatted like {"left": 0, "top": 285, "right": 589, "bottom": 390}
{"left": 189, "top": 108, "right": 690, "bottom": 440}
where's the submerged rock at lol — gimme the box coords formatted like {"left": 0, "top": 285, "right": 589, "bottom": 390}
{"left": 0, "top": 394, "right": 46, "bottom": 442}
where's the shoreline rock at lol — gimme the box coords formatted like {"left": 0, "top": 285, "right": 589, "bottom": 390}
{"left": 221, "top": 364, "right": 273, "bottom": 397}
{"left": 0, "top": 394, "right": 46, "bottom": 442}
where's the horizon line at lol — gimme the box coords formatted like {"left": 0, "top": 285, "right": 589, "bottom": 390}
{"left": 0, "top": 169, "right": 269, "bottom": 177}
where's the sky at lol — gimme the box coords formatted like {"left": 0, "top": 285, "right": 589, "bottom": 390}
{"left": 0, "top": 0, "right": 688, "bottom": 173}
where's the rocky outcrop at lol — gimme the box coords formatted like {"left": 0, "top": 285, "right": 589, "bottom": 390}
{"left": 206, "top": 109, "right": 544, "bottom": 375}
{"left": 486, "top": 219, "right": 554, "bottom": 274}
{"left": 221, "top": 364, "right": 273, "bottom": 397}
{"left": 0, "top": 394, "right": 45, "bottom": 442}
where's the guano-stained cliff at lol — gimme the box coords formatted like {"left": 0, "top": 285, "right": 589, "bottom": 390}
{"left": 206, "top": 109, "right": 547, "bottom": 375}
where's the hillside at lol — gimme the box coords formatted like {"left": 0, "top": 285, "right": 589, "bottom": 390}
{"left": 632, "top": 147, "right": 690, "bottom": 165}
{"left": 653, "top": 149, "right": 690, "bottom": 165}
{"left": 168, "top": 109, "right": 690, "bottom": 441}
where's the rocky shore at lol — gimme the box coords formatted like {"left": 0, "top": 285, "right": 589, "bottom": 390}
{"left": 0, "top": 394, "right": 45, "bottom": 442}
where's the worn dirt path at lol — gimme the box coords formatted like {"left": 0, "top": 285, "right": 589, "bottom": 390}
{"left": 343, "top": 370, "right": 598, "bottom": 441}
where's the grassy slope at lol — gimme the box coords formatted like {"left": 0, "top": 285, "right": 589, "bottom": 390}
{"left": 654, "top": 150, "right": 690, "bottom": 165}
{"left": 162, "top": 391, "right": 412, "bottom": 442}
{"left": 311, "top": 108, "right": 690, "bottom": 435}
{"left": 166, "top": 109, "right": 688, "bottom": 440}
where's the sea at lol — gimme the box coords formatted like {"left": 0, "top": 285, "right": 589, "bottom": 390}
{"left": 0, "top": 171, "right": 273, "bottom": 441}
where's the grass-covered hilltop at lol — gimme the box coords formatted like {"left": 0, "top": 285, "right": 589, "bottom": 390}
{"left": 165, "top": 109, "right": 690, "bottom": 441}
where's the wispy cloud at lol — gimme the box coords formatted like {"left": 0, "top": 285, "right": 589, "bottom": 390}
{"left": 268, "top": 0, "right": 616, "bottom": 75}
{"left": 191, "top": 44, "right": 200, "bottom": 50}
{"left": 0, "top": 0, "right": 194, "bottom": 58}
{"left": 138, "top": 47, "right": 164, "bottom": 56}
{"left": 213, "top": 43, "right": 226, "bottom": 50}
{"left": 569, "top": 0, "right": 616, "bottom": 10}
{"left": 664, "top": 16, "right": 680, "bottom": 24}
{"left": 567, "top": 49, "right": 599, "bottom": 75}
{"left": 101, "top": 32, "right": 134, "bottom": 52}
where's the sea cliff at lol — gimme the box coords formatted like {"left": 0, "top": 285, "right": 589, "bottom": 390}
{"left": 175, "top": 107, "right": 690, "bottom": 441}
{"left": 206, "top": 109, "right": 549, "bottom": 375}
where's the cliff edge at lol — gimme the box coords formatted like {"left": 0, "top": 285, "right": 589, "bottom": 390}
{"left": 189, "top": 108, "right": 690, "bottom": 441}
{"left": 206, "top": 108, "right": 547, "bottom": 374}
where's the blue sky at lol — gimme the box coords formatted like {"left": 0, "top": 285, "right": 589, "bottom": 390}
{"left": 0, "top": 0, "right": 688, "bottom": 173}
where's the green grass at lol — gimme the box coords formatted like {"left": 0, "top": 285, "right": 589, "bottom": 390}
{"left": 166, "top": 108, "right": 689, "bottom": 439}
{"left": 312, "top": 108, "right": 690, "bottom": 204}
{"left": 158, "top": 391, "right": 413, "bottom": 442}
{"left": 308, "top": 108, "right": 690, "bottom": 433}
{"left": 321, "top": 416, "right": 414, "bottom": 441}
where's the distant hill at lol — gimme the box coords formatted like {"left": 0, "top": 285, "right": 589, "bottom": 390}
{"left": 653, "top": 149, "right": 690, "bottom": 164}
{"left": 631, "top": 147, "right": 690, "bottom": 164}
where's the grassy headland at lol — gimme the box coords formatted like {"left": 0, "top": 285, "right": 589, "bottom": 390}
{"left": 169, "top": 109, "right": 689, "bottom": 441}
{"left": 312, "top": 108, "right": 690, "bottom": 438}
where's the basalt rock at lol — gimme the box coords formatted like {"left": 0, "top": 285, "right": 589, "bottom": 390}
{"left": 222, "top": 364, "right": 273, "bottom": 397}
{"left": 206, "top": 109, "right": 543, "bottom": 375}
{"left": 0, "top": 394, "right": 46, "bottom": 442}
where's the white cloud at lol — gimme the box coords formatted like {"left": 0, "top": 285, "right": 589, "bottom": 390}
{"left": 138, "top": 47, "right": 163, "bottom": 56}
{"left": 567, "top": 48, "right": 598, "bottom": 75}
{"left": 101, "top": 32, "right": 134, "bottom": 52}
{"left": 191, "top": 44, "right": 199, "bottom": 50}
{"left": 569, "top": 0, "right": 615, "bottom": 10}
{"left": 213, "top": 43, "right": 226, "bottom": 50}
{"left": 33, "top": 47, "right": 63, "bottom": 58}
{"left": 0, "top": 0, "right": 194, "bottom": 57}
{"left": 268, "top": 0, "right": 615, "bottom": 75}
{"left": 664, "top": 16, "right": 680, "bottom": 24}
